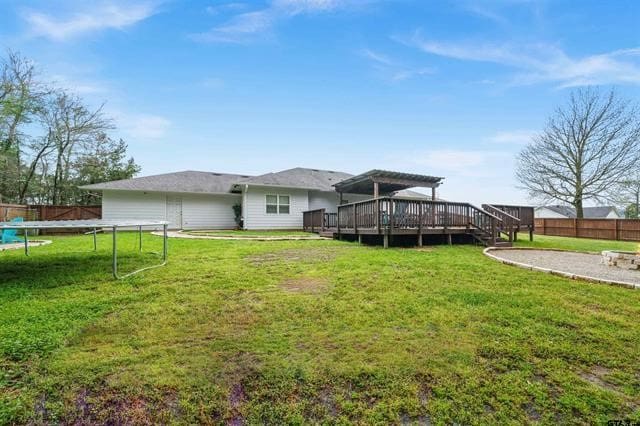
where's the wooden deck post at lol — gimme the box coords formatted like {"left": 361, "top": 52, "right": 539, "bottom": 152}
{"left": 388, "top": 198, "right": 394, "bottom": 248}
{"left": 383, "top": 234, "right": 389, "bottom": 248}
{"left": 353, "top": 204, "right": 358, "bottom": 234}
{"left": 358, "top": 234, "right": 362, "bottom": 244}
{"left": 443, "top": 202, "right": 449, "bottom": 232}
{"left": 431, "top": 187, "right": 436, "bottom": 201}
{"left": 418, "top": 200, "right": 423, "bottom": 247}
{"left": 374, "top": 181, "right": 380, "bottom": 233}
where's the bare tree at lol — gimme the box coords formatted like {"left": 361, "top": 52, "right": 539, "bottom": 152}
{"left": 612, "top": 173, "right": 640, "bottom": 218}
{"left": 516, "top": 88, "right": 640, "bottom": 218}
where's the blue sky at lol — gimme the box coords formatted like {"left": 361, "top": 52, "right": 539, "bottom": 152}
{"left": 2, "top": 0, "right": 640, "bottom": 204}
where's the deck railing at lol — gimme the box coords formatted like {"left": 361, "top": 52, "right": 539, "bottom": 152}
{"left": 302, "top": 208, "right": 337, "bottom": 232}
{"left": 336, "top": 197, "right": 501, "bottom": 243}
{"left": 485, "top": 204, "right": 534, "bottom": 228}
{"left": 482, "top": 204, "right": 520, "bottom": 242}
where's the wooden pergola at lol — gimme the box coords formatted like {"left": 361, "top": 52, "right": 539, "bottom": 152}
{"left": 332, "top": 169, "right": 444, "bottom": 201}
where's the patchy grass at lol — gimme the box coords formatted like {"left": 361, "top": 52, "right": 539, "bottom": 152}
{"left": 185, "top": 229, "right": 313, "bottom": 238}
{"left": 517, "top": 234, "right": 640, "bottom": 253}
{"left": 1, "top": 233, "right": 639, "bottom": 424}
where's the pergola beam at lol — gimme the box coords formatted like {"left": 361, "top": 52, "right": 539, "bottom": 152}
{"left": 333, "top": 169, "right": 444, "bottom": 196}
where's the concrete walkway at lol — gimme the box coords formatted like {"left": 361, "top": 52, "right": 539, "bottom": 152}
{"left": 485, "top": 247, "right": 640, "bottom": 290}
{"left": 151, "top": 230, "right": 329, "bottom": 241}
{"left": 0, "top": 240, "right": 52, "bottom": 251}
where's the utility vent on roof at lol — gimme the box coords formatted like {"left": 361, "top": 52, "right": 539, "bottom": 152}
{"left": 312, "top": 169, "right": 320, "bottom": 171}
{"left": 211, "top": 173, "right": 222, "bottom": 176}
{"left": 241, "top": 175, "right": 250, "bottom": 178}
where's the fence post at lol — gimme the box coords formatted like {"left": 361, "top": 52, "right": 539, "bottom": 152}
{"left": 574, "top": 218, "right": 578, "bottom": 238}
{"left": 615, "top": 219, "right": 619, "bottom": 241}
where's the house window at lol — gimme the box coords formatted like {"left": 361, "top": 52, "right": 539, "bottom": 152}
{"left": 266, "top": 194, "right": 290, "bottom": 214}
{"left": 278, "top": 195, "right": 290, "bottom": 214}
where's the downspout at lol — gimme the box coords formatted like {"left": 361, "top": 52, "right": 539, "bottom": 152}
{"left": 243, "top": 184, "right": 249, "bottom": 230}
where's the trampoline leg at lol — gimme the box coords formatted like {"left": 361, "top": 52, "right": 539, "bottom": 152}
{"left": 139, "top": 226, "right": 143, "bottom": 252}
{"left": 112, "top": 223, "right": 168, "bottom": 280}
{"left": 24, "top": 230, "right": 29, "bottom": 256}
{"left": 93, "top": 228, "right": 97, "bottom": 251}
{"left": 163, "top": 224, "right": 168, "bottom": 261}
{"left": 112, "top": 226, "right": 118, "bottom": 279}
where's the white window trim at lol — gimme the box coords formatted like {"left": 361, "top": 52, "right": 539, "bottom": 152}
{"left": 266, "top": 194, "right": 291, "bottom": 215}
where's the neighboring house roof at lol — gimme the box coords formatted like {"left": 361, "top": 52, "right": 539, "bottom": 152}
{"left": 80, "top": 171, "right": 252, "bottom": 195}
{"left": 237, "top": 167, "right": 353, "bottom": 191}
{"left": 537, "top": 205, "right": 619, "bottom": 218}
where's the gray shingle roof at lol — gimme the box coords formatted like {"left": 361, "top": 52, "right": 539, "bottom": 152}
{"left": 80, "top": 171, "right": 252, "bottom": 195}
{"left": 238, "top": 167, "right": 354, "bottom": 191}
{"left": 539, "top": 205, "right": 617, "bottom": 218}
{"left": 80, "top": 167, "right": 440, "bottom": 197}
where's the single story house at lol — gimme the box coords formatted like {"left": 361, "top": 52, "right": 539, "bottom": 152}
{"left": 81, "top": 168, "right": 435, "bottom": 230}
{"left": 534, "top": 205, "right": 621, "bottom": 219}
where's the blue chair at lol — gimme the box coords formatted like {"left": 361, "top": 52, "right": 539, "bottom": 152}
{"left": 1, "top": 217, "right": 24, "bottom": 244}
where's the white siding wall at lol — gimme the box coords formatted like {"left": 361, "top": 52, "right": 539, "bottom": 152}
{"left": 534, "top": 207, "right": 568, "bottom": 219}
{"left": 308, "top": 191, "right": 371, "bottom": 213}
{"left": 244, "top": 186, "right": 308, "bottom": 229}
{"left": 103, "top": 190, "right": 167, "bottom": 227}
{"left": 182, "top": 193, "right": 239, "bottom": 229}
{"left": 606, "top": 210, "right": 621, "bottom": 219}
{"left": 102, "top": 190, "right": 240, "bottom": 230}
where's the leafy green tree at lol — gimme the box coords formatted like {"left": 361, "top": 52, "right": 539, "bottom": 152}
{"left": 0, "top": 50, "right": 140, "bottom": 205}
{"left": 73, "top": 135, "right": 140, "bottom": 204}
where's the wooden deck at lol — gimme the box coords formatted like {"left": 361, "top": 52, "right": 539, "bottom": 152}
{"left": 303, "top": 198, "right": 534, "bottom": 247}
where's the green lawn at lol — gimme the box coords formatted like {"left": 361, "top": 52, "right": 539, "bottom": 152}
{"left": 518, "top": 234, "right": 640, "bottom": 253}
{"left": 1, "top": 233, "right": 639, "bottom": 424}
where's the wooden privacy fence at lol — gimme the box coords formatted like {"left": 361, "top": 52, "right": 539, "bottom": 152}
{"left": 31, "top": 205, "right": 101, "bottom": 221}
{"left": 1, "top": 204, "right": 102, "bottom": 234}
{"left": 0, "top": 203, "right": 38, "bottom": 221}
{"left": 535, "top": 218, "right": 640, "bottom": 242}
{"left": 31, "top": 205, "right": 102, "bottom": 234}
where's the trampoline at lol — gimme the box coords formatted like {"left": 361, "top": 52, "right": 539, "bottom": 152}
{"left": 0, "top": 219, "right": 168, "bottom": 279}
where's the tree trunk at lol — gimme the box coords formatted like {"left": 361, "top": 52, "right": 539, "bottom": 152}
{"left": 574, "top": 197, "right": 584, "bottom": 219}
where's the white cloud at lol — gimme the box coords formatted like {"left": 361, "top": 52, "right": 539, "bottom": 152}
{"left": 192, "top": 10, "right": 275, "bottom": 43}
{"left": 120, "top": 114, "right": 171, "bottom": 140}
{"left": 205, "top": 2, "right": 247, "bottom": 15}
{"left": 361, "top": 48, "right": 395, "bottom": 67}
{"left": 402, "top": 31, "right": 640, "bottom": 87}
{"left": 360, "top": 48, "right": 434, "bottom": 82}
{"left": 485, "top": 130, "right": 536, "bottom": 145}
{"left": 192, "top": 0, "right": 374, "bottom": 43}
{"left": 49, "top": 74, "right": 108, "bottom": 95}
{"left": 23, "top": 1, "right": 160, "bottom": 41}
